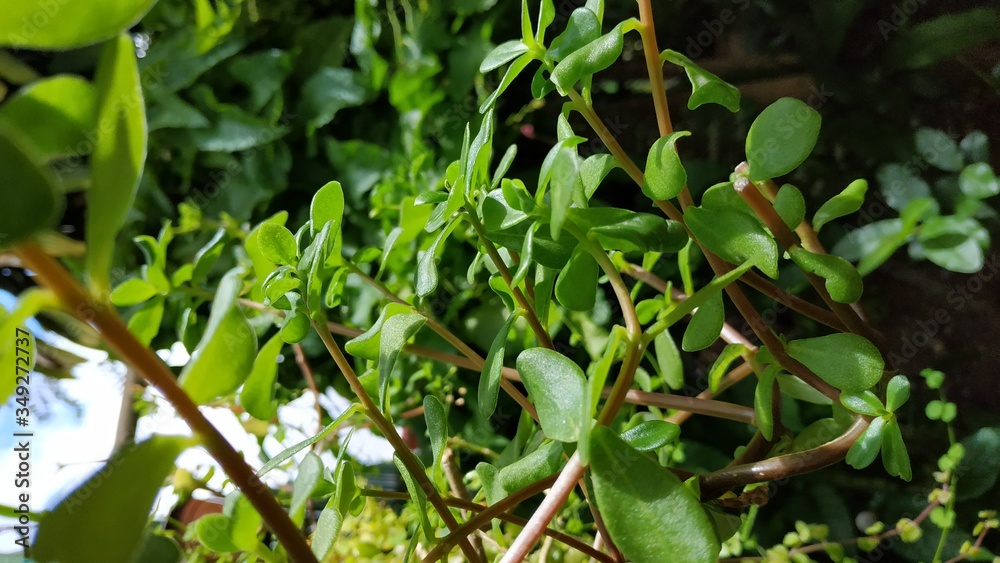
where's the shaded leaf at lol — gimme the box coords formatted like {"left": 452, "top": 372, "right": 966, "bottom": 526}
{"left": 480, "top": 312, "right": 518, "bottom": 418}
{"left": 813, "top": 179, "right": 867, "bottom": 232}
{"left": 240, "top": 334, "right": 283, "bottom": 421}
{"left": 661, "top": 50, "right": 740, "bottom": 112}
{"left": 516, "top": 348, "right": 586, "bottom": 442}
{"left": 642, "top": 131, "right": 691, "bottom": 200}
{"left": 620, "top": 420, "right": 681, "bottom": 451}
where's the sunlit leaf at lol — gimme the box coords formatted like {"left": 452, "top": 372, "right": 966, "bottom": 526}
{"left": 745, "top": 98, "right": 821, "bottom": 182}
{"left": 787, "top": 333, "right": 883, "bottom": 392}
{"left": 516, "top": 348, "right": 586, "bottom": 442}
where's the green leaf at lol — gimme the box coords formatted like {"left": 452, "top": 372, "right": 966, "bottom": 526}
{"left": 465, "top": 111, "right": 495, "bottom": 197}
{"left": 0, "top": 0, "right": 156, "bottom": 49}
{"left": 773, "top": 184, "right": 806, "bottom": 230}
{"left": 548, "top": 142, "right": 580, "bottom": 240}
{"left": 33, "top": 436, "right": 191, "bottom": 563}
{"left": 178, "top": 269, "right": 258, "bottom": 404}
{"left": 127, "top": 296, "right": 164, "bottom": 346}
{"left": 240, "top": 334, "right": 283, "bottom": 421}
{"left": 682, "top": 289, "right": 724, "bottom": 352}
{"left": 555, "top": 244, "right": 599, "bottom": 312}
{"left": 480, "top": 52, "right": 533, "bottom": 113}
{"left": 875, "top": 164, "right": 932, "bottom": 212}
{"left": 0, "top": 132, "right": 61, "bottom": 247}
{"left": 754, "top": 365, "right": 778, "bottom": 440}
{"left": 548, "top": 8, "right": 601, "bottom": 61}
{"left": 498, "top": 440, "right": 563, "bottom": 493}
{"left": 960, "top": 130, "right": 989, "bottom": 163}
{"left": 788, "top": 246, "right": 863, "bottom": 303}
{"left": 416, "top": 220, "right": 454, "bottom": 297}
{"left": 813, "top": 179, "right": 867, "bottom": 232}
{"left": 225, "top": 494, "right": 262, "bottom": 552}
{"left": 395, "top": 455, "right": 433, "bottom": 541}
{"left": 959, "top": 163, "right": 1000, "bottom": 199}
{"left": 311, "top": 181, "right": 345, "bottom": 235}
{"left": 590, "top": 426, "right": 720, "bottom": 563}
{"left": 0, "top": 75, "right": 96, "bottom": 162}
{"left": 257, "top": 405, "right": 361, "bottom": 477}
{"left": 290, "top": 452, "right": 323, "bottom": 524}
{"left": 786, "top": 333, "right": 884, "bottom": 392}
{"left": 660, "top": 50, "right": 740, "bottom": 112}
{"left": 885, "top": 376, "right": 910, "bottom": 413}
{"left": 191, "top": 229, "right": 227, "bottom": 284}
{"left": 621, "top": 420, "right": 681, "bottom": 451}
{"left": 833, "top": 219, "right": 910, "bottom": 276}
{"left": 378, "top": 313, "right": 426, "bottom": 409}
{"left": 516, "top": 348, "right": 586, "bottom": 442}
{"left": 569, "top": 207, "right": 688, "bottom": 253}
{"left": 344, "top": 302, "right": 414, "bottom": 360}
{"left": 886, "top": 7, "right": 1000, "bottom": 70}
{"left": 915, "top": 128, "right": 964, "bottom": 172}
{"left": 918, "top": 216, "right": 987, "bottom": 273}
{"left": 86, "top": 34, "right": 147, "bottom": 295}
{"left": 491, "top": 144, "right": 518, "bottom": 191}
{"left": 580, "top": 153, "right": 619, "bottom": 199}
{"left": 194, "top": 514, "right": 239, "bottom": 553}
{"left": 480, "top": 312, "right": 518, "bottom": 418}
{"left": 311, "top": 501, "right": 344, "bottom": 560}
{"left": 110, "top": 278, "right": 160, "bottom": 306}
{"left": 642, "top": 131, "right": 691, "bottom": 200}
{"left": 550, "top": 21, "right": 628, "bottom": 94}
{"left": 256, "top": 223, "right": 298, "bottom": 266}
{"left": 955, "top": 428, "right": 1000, "bottom": 500}
{"left": 685, "top": 206, "right": 779, "bottom": 278}
{"left": 840, "top": 390, "right": 887, "bottom": 417}
{"left": 709, "top": 343, "right": 745, "bottom": 393}
{"left": 846, "top": 416, "right": 885, "bottom": 469}
{"left": 745, "top": 97, "right": 821, "bottom": 182}
{"left": 881, "top": 418, "right": 911, "bottom": 481}
{"left": 423, "top": 395, "right": 448, "bottom": 473}
{"left": 299, "top": 68, "right": 366, "bottom": 135}
{"left": 480, "top": 40, "right": 529, "bottom": 73}
{"left": 535, "top": 0, "right": 556, "bottom": 43}
{"left": 654, "top": 329, "right": 683, "bottom": 390}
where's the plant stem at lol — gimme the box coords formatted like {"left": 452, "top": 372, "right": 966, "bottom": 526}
{"left": 614, "top": 389, "right": 755, "bottom": 425}
{"left": 423, "top": 474, "right": 561, "bottom": 562}
{"left": 347, "top": 264, "right": 538, "bottom": 420}
{"left": 12, "top": 242, "right": 318, "bottom": 563}
{"left": 699, "top": 416, "right": 869, "bottom": 499}
{"left": 464, "top": 209, "right": 555, "bottom": 349}
{"left": 637, "top": 0, "right": 674, "bottom": 136}
{"left": 357, "top": 488, "right": 612, "bottom": 562}
{"left": 312, "top": 323, "right": 482, "bottom": 563}
{"left": 292, "top": 343, "right": 325, "bottom": 438}
{"left": 501, "top": 454, "right": 587, "bottom": 563}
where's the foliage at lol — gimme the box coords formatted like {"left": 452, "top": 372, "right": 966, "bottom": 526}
{"left": 1, "top": 0, "right": 997, "bottom": 562}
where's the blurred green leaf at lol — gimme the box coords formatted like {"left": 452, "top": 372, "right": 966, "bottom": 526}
{"left": 959, "top": 163, "right": 999, "bottom": 200}
{"left": 0, "top": 75, "right": 96, "bottom": 162}
{"left": 0, "top": 0, "right": 156, "bottom": 49}
{"left": 86, "top": 33, "right": 147, "bottom": 295}
{"left": 886, "top": 7, "right": 1000, "bottom": 70}
{"left": 915, "top": 128, "right": 963, "bottom": 172}
{"left": 480, "top": 40, "right": 529, "bottom": 72}
{"left": 378, "top": 313, "right": 426, "bottom": 409}
{"left": 33, "top": 436, "right": 191, "bottom": 563}
{"left": 178, "top": 269, "right": 257, "bottom": 404}
{"left": 110, "top": 278, "right": 159, "bottom": 307}
{"left": 240, "top": 334, "right": 283, "bottom": 421}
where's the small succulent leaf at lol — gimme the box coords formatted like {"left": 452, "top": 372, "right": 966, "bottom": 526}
{"left": 786, "top": 333, "right": 884, "bottom": 392}
{"left": 642, "top": 131, "right": 692, "bottom": 201}
{"left": 788, "top": 246, "right": 863, "bottom": 303}
{"left": 813, "top": 179, "right": 868, "bottom": 232}
{"left": 745, "top": 97, "right": 821, "bottom": 182}
{"left": 660, "top": 49, "right": 741, "bottom": 112}
{"left": 682, "top": 289, "right": 724, "bottom": 352}
{"left": 620, "top": 420, "right": 681, "bottom": 451}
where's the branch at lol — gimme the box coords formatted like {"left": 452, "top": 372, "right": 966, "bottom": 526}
{"left": 312, "top": 324, "right": 483, "bottom": 562}
{"left": 12, "top": 242, "right": 318, "bottom": 563}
